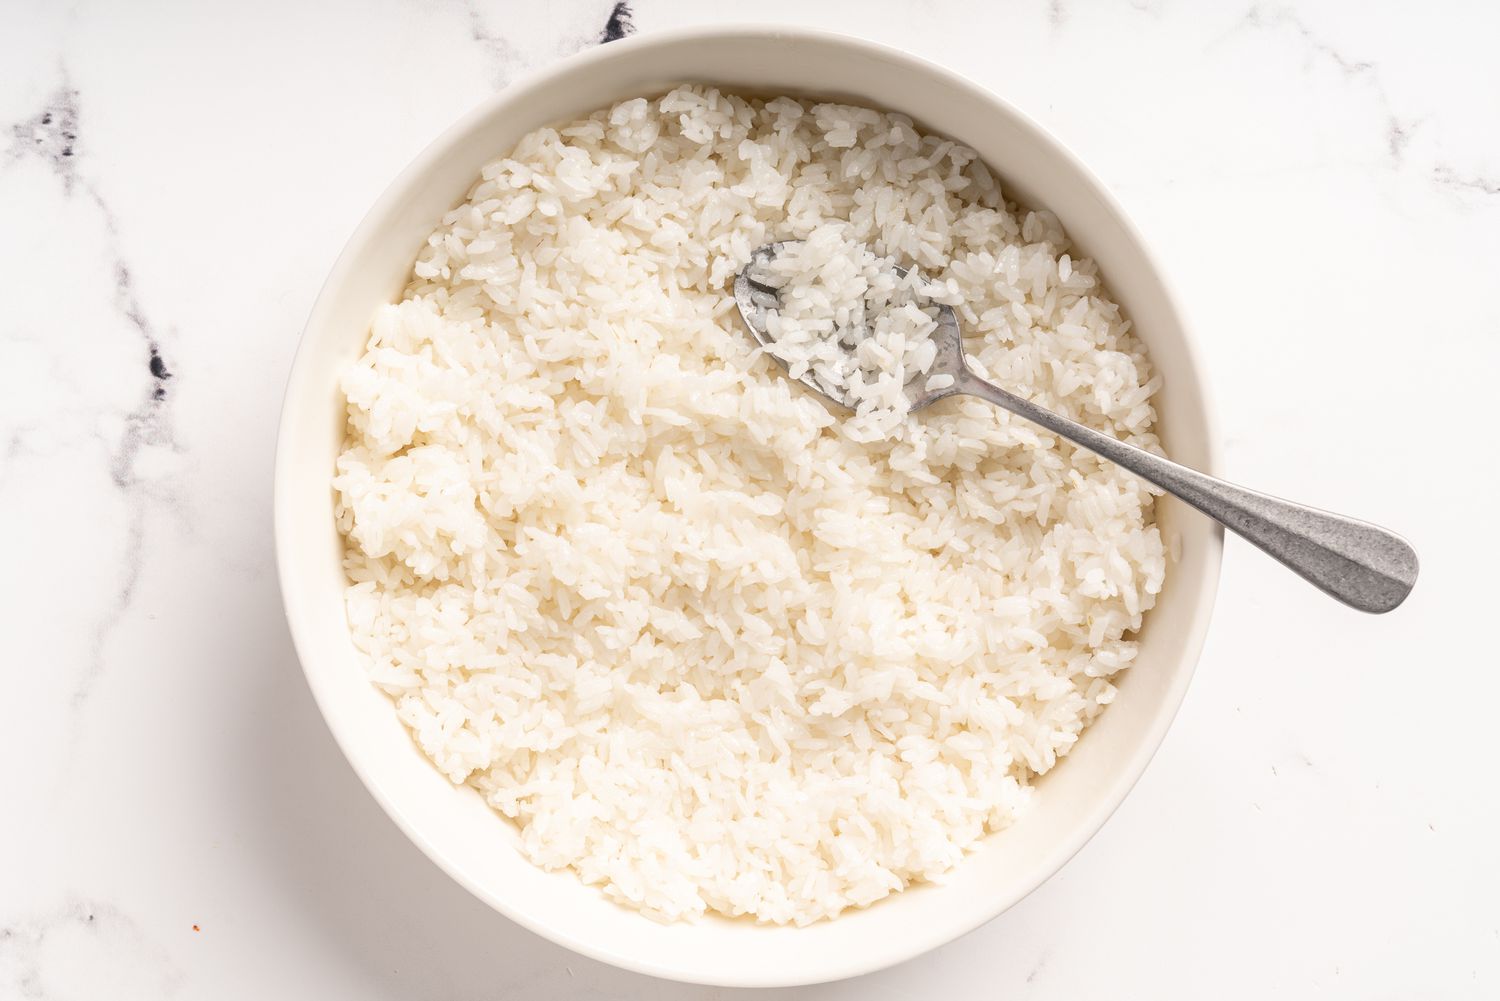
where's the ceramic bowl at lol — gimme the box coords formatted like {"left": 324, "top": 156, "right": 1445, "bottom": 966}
{"left": 274, "top": 24, "right": 1222, "bottom": 987}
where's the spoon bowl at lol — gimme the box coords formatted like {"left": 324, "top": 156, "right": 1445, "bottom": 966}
{"left": 734, "top": 240, "right": 969, "bottom": 413}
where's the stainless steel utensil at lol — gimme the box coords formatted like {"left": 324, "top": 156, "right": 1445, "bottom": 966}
{"left": 735, "top": 241, "right": 1418, "bottom": 613}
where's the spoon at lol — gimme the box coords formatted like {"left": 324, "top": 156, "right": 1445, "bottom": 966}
{"left": 735, "top": 241, "right": 1418, "bottom": 614}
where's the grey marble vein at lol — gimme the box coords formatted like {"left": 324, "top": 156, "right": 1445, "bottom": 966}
{"left": 456, "top": 0, "right": 636, "bottom": 89}
{"left": 462, "top": 0, "right": 523, "bottom": 87}
{"left": 3, "top": 79, "right": 185, "bottom": 706}
{"left": 1433, "top": 164, "right": 1500, "bottom": 196}
{"left": 6, "top": 87, "right": 81, "bottom": 193}
{"left": 0, "top": 898, "right": 179, "bottom": 998}
{"left": 1244, "top": 3, "right": 1374, "bottom": 77}
{"left": 1386, "top": 119, "right": 1410, "bottom": 158}
{"left": 79, "top": 260, "right": 183, "bottom": 705}
{"left": 599, "top": 2, "right": 635, "bottom": 43}
{"left": 1237, "top": 5, "right": 1499, "bottom": 198}
{"left": 0, "top": 430, "right": 25, "bottom": 487}
{"left": 1237, "top": 3, "right": 1417, "bottom": 167}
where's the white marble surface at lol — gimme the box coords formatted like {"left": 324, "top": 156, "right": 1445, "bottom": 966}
{"left": 2, "top": 0, "right": 1497, "bottom": 996}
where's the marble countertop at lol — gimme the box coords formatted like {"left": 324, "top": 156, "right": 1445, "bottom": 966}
{"left": 3, "top": 1, "right": 1496, "bottom": 997}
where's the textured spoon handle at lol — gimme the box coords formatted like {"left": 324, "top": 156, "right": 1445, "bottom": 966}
{"left": 956, "top": 373, "right": 1418, "bottom": 613}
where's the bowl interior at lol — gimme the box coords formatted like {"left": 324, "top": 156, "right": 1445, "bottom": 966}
{"left": 275, "top": 27, "right": 1221, "bottom": 988}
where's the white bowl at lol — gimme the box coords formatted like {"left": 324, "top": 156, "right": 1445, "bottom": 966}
{"left": 274, "top": 25, "right": 1222, "bottom": 988}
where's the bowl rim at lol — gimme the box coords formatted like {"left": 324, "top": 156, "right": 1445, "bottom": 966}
{"left": 274, "top": 22, "right": 1223, "bottom": 986}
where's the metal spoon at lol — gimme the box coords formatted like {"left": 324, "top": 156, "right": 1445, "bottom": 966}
{"left": 735, "top": 241, "right": 1418, "bottom": 614}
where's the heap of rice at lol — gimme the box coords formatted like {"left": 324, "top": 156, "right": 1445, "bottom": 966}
{"left": 334, "top": 86, "right": 1166, "bottom": 925}
{"left": 751, "top": 225, "right": 962, "bottom": 440}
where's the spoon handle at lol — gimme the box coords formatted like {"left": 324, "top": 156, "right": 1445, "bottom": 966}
{"left": 954, "top": 372, "right": 1418, "bottom": 613}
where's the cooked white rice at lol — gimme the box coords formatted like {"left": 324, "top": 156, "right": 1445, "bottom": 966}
{"left": 333, "top": 86, "right": 1166, "bottom": 925}
{"left": 752, "top": 225, "right": 962, "bottom": 439}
